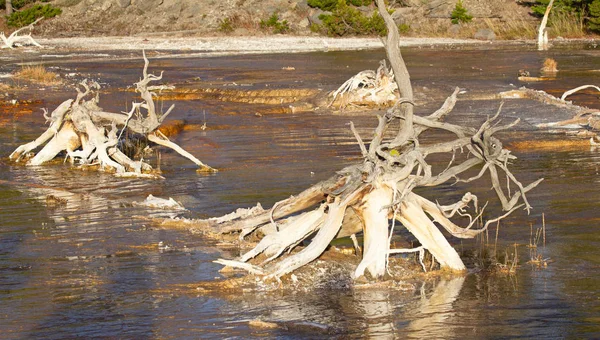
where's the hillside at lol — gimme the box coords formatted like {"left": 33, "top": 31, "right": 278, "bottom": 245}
{"left": 23, "top": 0, "right": 537, "bottom": 38}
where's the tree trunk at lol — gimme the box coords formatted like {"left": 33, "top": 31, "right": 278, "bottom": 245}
{"left": 354, "top": 184, "right": 394, "bottom": 279}
{"left": 6, "top": 0, "right": 12, "bottom": 16}
{"left": 538, "top": 0, "right": 554, "bottom": 51}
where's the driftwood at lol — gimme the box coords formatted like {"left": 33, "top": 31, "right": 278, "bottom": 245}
{"left": 502, "top": 85, "right": 600, "bottom": 144}
{"left": 537, "top": 0, "right": 554, "bottom": 51}
{"left": 199, "top": 0, "right": 542, "bottom": 281}
{"left": 10, "top": 52, "right": 215, "bottom": 175}
{"left": 329, "top": 61, "right": 398, "bottom": 109}
{"left": 1, "top": 18, "right": 42, "bottom": 49}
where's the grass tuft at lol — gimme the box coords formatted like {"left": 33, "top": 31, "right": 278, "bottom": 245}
{"left": 14, "top": 65, "right": 61, "bottom": 85}
{"left": 484, "top": 18, "right": 537, "bottom": 40}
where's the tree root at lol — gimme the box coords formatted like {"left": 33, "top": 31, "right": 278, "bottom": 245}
{"left": 201, "top": 87, "right": 541, "bottom": 281}
{"left": 1, "top": 18, "right": 42, "bottom": 49}
{"left": 194, "top": 1, "right": 542, "bottom": 283}
{"left": 10, "top": 52, "right": 214, "bottom": 176}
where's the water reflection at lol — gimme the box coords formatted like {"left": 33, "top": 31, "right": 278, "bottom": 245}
{"left": 404, "top": 277, "right": 465, "bottom": 339}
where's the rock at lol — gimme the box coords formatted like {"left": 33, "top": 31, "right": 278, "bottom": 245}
{"left": 135, "top": 0, "right": 163, "bottom": 12}
{"left": 101, "top": 1, "right": 112, "bottom": 11}
{"left": 356, "top": 6, "right": 373, "bottom": 15}
{"left": 427, "top": 0, "right": 452, "bottom": 18}
{"left": 474, "top": 28, "right": 496, "bottom": 41}
{"left": 308, "top": 9, "right": 330, "bottom": 26}
{"left": 55, "top": 0, "right": 83, "bottom": 6}
{"left": 403, "top": 0, "right": 423, "bottom": 6}
{"left": 391, "top": 7, "right": 417, "bottom": 25}
{"left": 298, "top": 17, "right": 310, "bottom": 28}
{"left": 116, "top": 0, "right": 130, "bottom": 8}
{"left": 448, "top": 24, "right": 461, "bottom": 36}
{"left": 295, "top": 0, "right": 310, "bottom": 11}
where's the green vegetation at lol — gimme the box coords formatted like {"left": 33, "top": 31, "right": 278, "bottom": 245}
{"left": 307, "top": 0, "right": 339, "bottom": 11}
{"left": 346, "top": 0, "right": 373, "bottom": 6}
{"left": 0, "top": 0, "right": 50, "bottom": 11}
{"left": 311, "top": 0, "right": 386, "bottom": 36}
{"left": 308, "top": 0, "right": 372, "bottom": 10}
{"left": 218, "top": 17, "right": 235, "bottom": 33}
{"left": 7, "top": 3, "right": 62, "bottom": 28}
{"left": 398, "top": 23, "right": 411, "bottom": 34}
{"left": 530, "top": 0, "right": 600, "bottom": 33}
{"left": 451, "top": 0, "right": 473, "bottom": 25}
{"left": 259, "top": 13, "right": 290, "bottom": 34}
{"left": 589, "top": 1, "right": 600, "bottom": 31}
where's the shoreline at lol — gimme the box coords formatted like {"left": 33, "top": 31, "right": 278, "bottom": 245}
{"left": 36, "top": 36, "right": 498, "bottom": 56}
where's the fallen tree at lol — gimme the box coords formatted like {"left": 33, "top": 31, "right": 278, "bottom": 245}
{"left": 501, "top": 85, "right": 600, "bottom": 143}
{"left": 194, "top": 0, "right": 543, "bottom": 282}
{"left": 10, "top": 52, "right": 215, "bottom": 176}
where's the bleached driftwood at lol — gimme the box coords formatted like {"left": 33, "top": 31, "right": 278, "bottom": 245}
{"left": 502, "top": 85, "right": 600, "bottom": 144}
{"left": 537, "top": 0, "right": 554, "bottom": 51}
{"left": 10, "top": 52, "right": 216, "bottom": 175}
{"left": 194, "top": 0, "right": 542, "bottom": 282}
{"left": 329, "top": 60, "right": 398, "bottom": 109}
{"left": 560, "top": 85, "right": 600, "bottom": 101}
{"left": 1, "top": 18, "right": 43, "bottom": 49}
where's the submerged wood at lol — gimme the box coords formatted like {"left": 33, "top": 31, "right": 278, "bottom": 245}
{"left": 503, "top": 85, "right": 600, "bottom": 143}
{"left": 200, "top": 1, "right": 542, "bottom": 281}
{"left": 10, "top": 52, "right": 215, "bottom": 175}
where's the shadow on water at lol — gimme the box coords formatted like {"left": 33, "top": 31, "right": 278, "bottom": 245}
{"left": 1, "top": 44, "right": 600, "bottom": 338}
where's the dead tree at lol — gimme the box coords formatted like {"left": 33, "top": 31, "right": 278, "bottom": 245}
{"left": 6, "top": 0, "right": 12, "bottom": 16}
{"left": 10, "top": 52, "right": 215, "bottom": 175}
{"left": 201, "top": 0, "right": 542, "bottom": 280}
{"left": 538, "top": 0, "right": 554, "bottom": 51}
{"left": 1, "top": 17, "right": 42, "bottom": 49}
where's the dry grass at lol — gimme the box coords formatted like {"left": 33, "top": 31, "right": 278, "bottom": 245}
{"left": 548, "top": 10, "right": 586, "bottom": 38}
{"left": 409, "top": 18, "right": 538, "bottom": 40}
{"left": 541, "top": 58, "right": 558, "bottom": 74}
{"left": 484, "top": 18, "right": 537, "bottom": 40}
{"left": 14, "top": 65, "right": 61, "bottom": 85}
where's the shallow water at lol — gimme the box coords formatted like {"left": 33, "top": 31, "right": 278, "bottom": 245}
{"left": 1, "top": 44, "right": 600, "bottom": 338}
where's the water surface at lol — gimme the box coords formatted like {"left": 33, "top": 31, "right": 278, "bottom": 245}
{"left": 1, "top": 44, "right": 599, "bottom": 338}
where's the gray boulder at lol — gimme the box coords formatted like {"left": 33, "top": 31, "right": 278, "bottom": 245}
{"left": 117, "top": 0, "right": 131, "bottom": 8}
{"left": 309, "top": 9, "right": 331, "bottom": 26}
{"left": 474, "top": 28, "right": 496, "bottom": 41}
{"left": 448, "top": 24, "right": 461, "bottom": 37}
{"left": 427, "top": 0, "right": 452, "bottom": 18}
{"left": 135, "top": 0, "right": 164, "bottom": 12}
